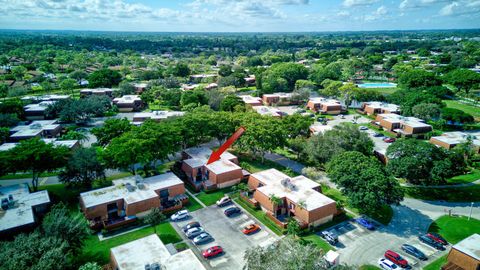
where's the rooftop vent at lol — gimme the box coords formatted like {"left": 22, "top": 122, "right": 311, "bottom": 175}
{"left": 281, "top": 178, "right": 296, "bottom": 191}
{"left": 125, "top": 183, "right": 136, "bottom": 192}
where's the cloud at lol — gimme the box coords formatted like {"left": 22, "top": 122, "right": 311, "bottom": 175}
{"left": 342, "top": 0, "right": 379, "bottom": 7}
{"left": 364, "top": 5, "right": 388, "bottom": 21}
{"left": 439, "top": 1, "right": 480, "bottom": 16}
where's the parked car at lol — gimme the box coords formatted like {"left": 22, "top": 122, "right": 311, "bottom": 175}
{"left": 216, "top": 196, "right": 232, "bottom": 207}
{"left": 320, "top": 231, "right": 338, "bottom": 244}
{"left": 242, "top": 224, "right": 261, "bottom": 235}
{"left": 171, "top": 210, "right": 189, "bottom": 221}
{"left": 202, "top": 246, "right": 224, "bottom": 259}
{"left": 373, "top": 132, "right": 383, "bottom": 137}
{"left": 182, "top": 221, "right": 200, "bottom": 232}
{"left": 340, "top": 115, "right": 345, "bottom": 119}
{"left": 193, "top": 233, "right": 213, "bottom": 245}
{"left": 355, "top": 217, "right": 375, "bottom": 230}
{"left": 401, "top": 244, "right": 427, "bottom": 261}
{"left": 384, "top": 250, "right": 409, "bottom": 268}
{"left": 186, "top": 227, "right": 205, "bottom": 239}
{"left": 419, "top": 235, "right": 445, "bottom": 250}
{"left": 378, "top": 258, "right": 399, "bottom": 270}
{"left": 383, "top": 137, "right": 396, "bottom": 143}
{"left": 224, "top": 206, "right": 241, "bottom": 217}
{"left": 359, "top": 126, "right": 369, "bottom": 131}
{"left": 427, "top": 232, "right": 448, "bottom": 245}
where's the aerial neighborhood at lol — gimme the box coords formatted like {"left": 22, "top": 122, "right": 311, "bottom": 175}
{"left": 0, "top": 3, "right": 480, "bottom": 270}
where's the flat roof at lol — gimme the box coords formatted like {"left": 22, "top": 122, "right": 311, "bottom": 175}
{"left": 378, "top": 113, "right": 432, "bottom": 128}
{"left": 308, "top": 97, "right": 341, "bottom": 106}
{"left": 113, "top": 95, "right": 142, "bottom": 104}
{"left": 206, "top": 158, "right": 241, "bottom": 174}
{"left": 253, "top": 106, "right": 282, "bottom": 117}
{"left": 133, "top": 111, "right": 185, "bottom": 121}
{"left": 10, "top": 120, "right": 60, "bottom": 139}
{"left": 0, "top": 184, "right": 50, "bottom": 232}
{"left": 1, "top": 139, "right": 78, "bottom": 151}
{"left": 80, "top": 173, "right": 183, "bottom": 208}
{"left": 111, "top": 234, "right": 206, "bottom": 270}
{"left": 263, "top": 92, "right": 292, "bottom": 98}
{"left": 364, "top": 101, "right": 400, "bottom": 112}
{"left": 183, "top": 146, "right": 237, "bottom": 169}
{"left": 239, "top": 95, "right": 262, "bottom": 104}
{"left": 80, "top": 88, "right": 113, "bottom": 93}
{"left": 431, "top": 131, "right": 480, "bottom": 146}
{"left": 452, "top": 233, "right": 480, "bottom": 261}
{"left": 24, "top": 101, "right": 55, "bottom": 112}
{"left": 310, "top": 124, "right": 333, "bottom": 135}
{"left": 252, "top": 169, "right": 335, "bottom": 211}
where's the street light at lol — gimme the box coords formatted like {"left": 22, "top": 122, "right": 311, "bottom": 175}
{"left": 468, "top": 202, "right": 474, "bottom": 221}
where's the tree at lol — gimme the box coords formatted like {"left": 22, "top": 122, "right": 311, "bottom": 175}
{"left": 117, "top": 81, "right": 136, "bottom": 96}
{"left": 172, "top": 62, "right": 190, "bottom": 77}
{"left": 397, "top": 69, "right": 441, "bottom": 89}
{"left": 8, "top": 138, "right": 70, "bottom": 190}
{"left": 0, "top": 127, "right": 8, "bottom": 144}
{"left": 180, "top": 89, "right": 208, "bottom": 109}
{"left": 59, "top": 78, "right": 77, "bottom": 95}
{"left": 69, "top": 70, "right": 88, "bottom": 81}
{"left": 11, "top": 66, "right": 27, "bottom": 80}
{"left": 59, "top": 147, "right": 105, "bottom": 188}
{"left": 0, "top": 113, "right": 20, "bottom": 127}
{"left": 88, "top": 68, "right": 122, "bottom": 88}
{"left": 281, "top": 114, "right": 313, "bottom": 138}
{"left": 220, "top": 95, "right": 243, "bottom": 112}
{"left": 265, "top": 62, "right": 308, "bottom": 91}
{"left": 218, "top": 64, "right": 232, "bottom": 77}
{"left": 412, "top": 103, "right": 441, "bottom": 121}
{"left": 91, "top": 118, "right": 132, "bottom": 146}
{"left": 243, "top": 237, "right": 351, "bottom": 270}
{"left": 443, "top": 69, "right": 480, "bottom": 95}
{"left": 143, "top": 208, "right": 166, "bottom": 233}
{"left": 0, "top": 84, "right": 8, "bottom": 100}
{"left": 319, "top": 79, "right": 342, "bottom": 97}
{"left": 286, "top": 218, "right": 301, "bottom": 237}
{"left": 441, "top": 108, "right": 474, "bottom": 124}
{"left": 338, "top": 83, "right": 358, "bottom": 110}
{"left": 290, "top": 88, "right": 311, "bottom": 104}
{"left": 59, "top": 130, "right": 88, "bottom": 142}
{"left": 79, "top": 262, "right": 102, "bottom": 270}
{"left": 41, "top": 203, "right": 90, "bottom": 253}
{"left": 326, "top": 151, "right": 403, "bottom": 214}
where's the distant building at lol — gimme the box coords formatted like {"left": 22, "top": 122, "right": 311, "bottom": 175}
{"left": 244, "top": 75, "right": 256, "bottom": 86}
{"left": 0, "top": 184, "right": 50, "bottom": 237}
{"left": 133, "top": 83, "right": 148, "bottom": 93}
{"left": 262, "top": 93, "right": 294, "bottom": 106}
{"left": 430, "top": 131, "right": 480, "bottom": 153}
{"left": 21, "top": 94, "right": 70, "bottom": 104}
{"left": 110, "top": 234, "right": 206, "bottom": 270}
{"left": 363, "top": 102, "right": 400, "bottom": 116}
{"left": 189, "top": 74, "right": 217, "bottom": 83}
{"left": 442, "top": 234, "right": 480, "bottom": 270}
{"left": 113, "top": 95, "right": 144, "bottom": 112}
{"left": 181, "top": 146, "right": 246, "bottom": 191}
{"left": 239, "top": 95, "right": 263, "bottom": 107}
{"left": 9, "top": 120, "right": 61, "bottom": 141}
{"left": 80, "top": 88, "right": 114, "bottom": 98}
{"left": 23, "top": 101, "right": 55, "bottom": 120}
{"left": 309, "top": 124, "right": 333, "bottom": 135}
{"left": 132, "top": 111, "right": 185, "bottom": 125}
{"left": 205, "top": 83, "right": 218, "bottom": 90}
{"left": 246, "top": 169, "right": 337, "bottom": 228}
{"left": 0, "top": 139, "right": 79, "bottom": 151}
{"left": 307, "top": 98, "right": 343, "bottom": 114}
{"left": 375, "top": 113, "right": 432, "bottom": 137}
{"left": 80, "top": 173, "right": 188, "bottom": 230}
{"left": 253, "top": 106, "right": 284, "bottom": 118}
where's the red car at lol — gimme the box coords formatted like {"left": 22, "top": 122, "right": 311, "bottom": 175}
{"left": 202, "top": 246, "right": 224, "bottom": 258}
{"left": 384, "top": 250, "right": 409, "bottom": 268}
{"left": 427, "top": 233, "right": 448, "bottom": 245}
{"left": 383, "top": 137, "right": 396, "bottom": 143}
{"left": 242, "top": 224, "right": 261, "bottom": 235}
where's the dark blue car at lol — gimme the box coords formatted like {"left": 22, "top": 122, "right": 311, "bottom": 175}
{"left": 355, "top": 217, "right": 375, "bottom": 230}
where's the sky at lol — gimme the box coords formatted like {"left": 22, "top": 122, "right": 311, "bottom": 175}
{"left": 0, "top": 0, "right": 479, "bottom": 32}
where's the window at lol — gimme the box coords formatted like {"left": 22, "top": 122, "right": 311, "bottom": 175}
{"left": 159, "top": 189, "right": 169, "bottom": 199}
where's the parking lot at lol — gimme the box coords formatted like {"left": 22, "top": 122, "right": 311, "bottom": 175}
{"left": 171, "top": 204, "right": 280, "bottom": 270}
{"left": 321, "top": 217, "right": 448, "bottom": 269}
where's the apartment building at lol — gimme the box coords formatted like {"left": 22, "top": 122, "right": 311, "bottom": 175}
{"left": 181, "top": 146, "right": 245, "bottom": 190}
{"left": 253, "top": 106, "right": 284, "bottom": 117}
{"left": 132, "top": 111, "right": 185, "bottom": 125}
{"left": 375, "top": 113, "right": 433, "bottom": 137}
{"left": 307, "top": 98, "right": 343, "bottom": 114}
{"left": 262, "top": 93, "right": 294, "bottom": 106}
{"left": 247, "top": 169, "right": 337, "bottom": 228}
{"left": 80, "top": 173, "right": 187, "bottom": 229}
{"left": 23, "top": 101, "right": 55, "bottom": 120}
{"left": 9, "top": 120, "right": 62, "bottom": 141}
{"left": 442, "top": 234, "right": 479, "bottom": 270}
{"left": 239, "top": 95, "right": 263, "bottom": 107}
{"left": 363, "top": 102, "right": 400, "bottom": 115}
{"left": 0, "top": 139, "right": 79, "bottom": 152}
{"left": 430, "top": 131, "right": 480, "bottom": 153}
{"left": 80, "top": 88, "right": 114, "bottom": 98}
{"left": 113, "top": 95, "right": 144, "bottom": 112}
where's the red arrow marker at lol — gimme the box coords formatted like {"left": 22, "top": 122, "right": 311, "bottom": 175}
{"left": 207, "top": 126, "right": 246, "bottom": 165}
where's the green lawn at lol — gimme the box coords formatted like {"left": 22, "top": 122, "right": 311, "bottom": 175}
{"left": 428, "top": 215, "right": 480, "bottom": 244}
{"left": 423, "top": 255, "right": 447, "bottom": 270}
{"left": 301, "top": 234, "right": 334, "bottom": 252}
{"left": 273, "top": 147, "right": 299, "bottom": 162}
{"left": 443, "top": 99, "right": 480, "bottom": 120}
{"left": 0, "top": 171, "right": 59, "bottom": 180}
{"left": 105, "top": 172, "right": 133, "bottom": 181}
{"left": 234, "top": 196, "right": 284, "bottom": 236}
{"left": 404, "top": 185, "right": 480, "bottom": 202}
{"left": 184, "top": 194, "right": 204, "bottom": 212}
{"left": 359, "top": 265, "right": 382, "bottom": 270}
{"left": 78, "top": 222, "right": 182, "bottom": 265}
{"left": 196, "top": 187, "right": 233, "bottom": 206}
{"left": 447, "top": 169, "right": 480, "bottom": 185}
{"left": 365, "top": 87, "right": 398, "bottom": 95}
{"left": 234, "top": 151, "right": 299, "bottom": 177}
{"left": 38, "top": 184, "right": 85, "bottom": 209}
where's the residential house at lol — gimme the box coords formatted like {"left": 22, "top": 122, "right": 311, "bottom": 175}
{"left": 132, "top": 111, "right": 185, "bottom": 125}
{"left": 307, "top": 98, "right": 343, "bottom": 114}
{"left": 110, "top": 234, "right": 206, "bottom": 270}
{"left": 239, "top": 95, "right": 263, "bottom": 107}
{"left": 0, "top": 184, "right": 50, "bottom": 237}
{"left": 0, "top": 139, "right": 79, "bottom": 151}
{"left": 244, "top": 75, "right": 256, "bottom": 86}
{"left": 181, "top": 146, "right": 246, "bottom": 190}
{"left": 363, "top": 102, "right": 400, "bottom": 116}
{"left": 23, "top": 101, "right": 55, "bottom": 120}
{"left": 246, "top": 169, "right": 337, "bottom": 228}
{"left": 442, "top": 234, "right": 479, "bottom": 270}
{"left": 253, "top": 106, "right": 284, "bottom": 118}
{"left": 430, "top": 131, "right": 480, "bottom": 153}
{"left": 309, "top": 124, "right": 333, "bottom": 135}
{"left": 80, "top": 88, "right": 114, "bottom": 98}
{"left": 113, "top": 95, "right": 144, "bottom": 112}
{"left": 189, "top": 74, "right": 217, "bottom": 83}
{"left": 262, "top": 93, "right": 294, "bottom": 106}
{"left": 133, "top": 83, "right": 148, "bottom": 93}
{"left": 79, "top": 173, "right": 188, "bottom": 230}
{"left": 9, "top": 120, "right": 61, "bottom": 141}
{"left": 375, "top": 113, "right": 433, "bottom": 137}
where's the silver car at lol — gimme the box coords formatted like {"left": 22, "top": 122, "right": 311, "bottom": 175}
{"left": 186, "top": 227, "right": 205, "bottom": 239}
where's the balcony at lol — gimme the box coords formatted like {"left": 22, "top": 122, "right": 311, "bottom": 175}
{"left": 103, "top": 216, "right": 137, "bottom": 231}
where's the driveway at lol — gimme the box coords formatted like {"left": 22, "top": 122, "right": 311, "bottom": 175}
{"left": 171, "top": 205, "right": 280, "bottom": 270}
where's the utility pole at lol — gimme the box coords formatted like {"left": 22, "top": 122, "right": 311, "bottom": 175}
{"left": 468, "top": 202, "right": 474, "bottom": 220}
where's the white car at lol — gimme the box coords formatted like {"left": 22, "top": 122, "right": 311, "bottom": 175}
{"left": 216, "top": 196, "right": 232, "bottom": 207}
{"left": 378, "top": 258, "right": 398, "bottom": 270}
{"left": 171, "top": 210, "right": 189, "bottom": 221}
{"left": 186, "top": 227, "right": 205, "bottom": 239}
